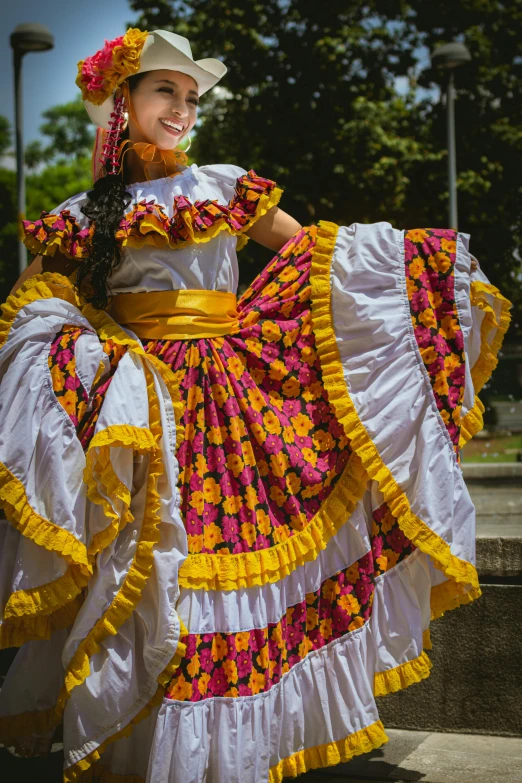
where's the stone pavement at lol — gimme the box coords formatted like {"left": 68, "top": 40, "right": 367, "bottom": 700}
{"left": 2, "top": 730, "right": 522, "bottom": 782}
{"left": 299, "top": 728, "right": 522, "bottom": 783}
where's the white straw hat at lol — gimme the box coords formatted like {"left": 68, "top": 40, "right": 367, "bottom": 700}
{"left": 79, "top": 29, "right": 227, "bottom": 130}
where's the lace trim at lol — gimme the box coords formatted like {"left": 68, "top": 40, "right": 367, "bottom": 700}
{"left": 178, "top": 450, "right": 367, "bottom": 591}
{"left": 0, "top": 596, "right": 83, "bottom": 650}
{"left": 21, "top": 172, "right": 283, "bottom": 259}
{"left": 0, "top": 459, "right": 90, "bottom": 648}
{"left": 53, "top": 366, "right": 163, "bottom": 720}
{"left": 374, "top": 650, "right": 433, "bottom": 697}
{"left": 459, "top": 280, "right": 512, "bottom": 448}
{"left": 430, "top": 577, "right": 481, "bottom": 621}
{"left": 310, "top": 221, "right": 480, "bottom": 593}
{"left": 84, "top": 425, "right": 157, "bottom": 557}
{"left": 268, "top": 720, "right": 388, "bottom": 783}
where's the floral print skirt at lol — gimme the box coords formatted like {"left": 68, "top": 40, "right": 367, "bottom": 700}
{"left": 48, "top": 225, "right": 470, "bottom": 705}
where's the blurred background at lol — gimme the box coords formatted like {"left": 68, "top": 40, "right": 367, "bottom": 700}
{"left": 1, "top": 0, "right": 521, "bottom": 457}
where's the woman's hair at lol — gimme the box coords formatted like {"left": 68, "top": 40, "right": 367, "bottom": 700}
{"left": 76, "top": 72, "right": 146, "bottom": 310}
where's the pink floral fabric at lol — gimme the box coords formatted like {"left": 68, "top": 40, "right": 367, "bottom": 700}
{"left": 165, "top": 500, "right": 416, "bottom": 701}
{"left": 143, "top": 227, "right": 352, "bottom": 557}
{"left": 404, "top": 229, "right": 466, "bottom": 451}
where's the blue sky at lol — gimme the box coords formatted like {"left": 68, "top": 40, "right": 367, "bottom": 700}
{"left": 1, "top": 0, "right": 134, "bottom": 145}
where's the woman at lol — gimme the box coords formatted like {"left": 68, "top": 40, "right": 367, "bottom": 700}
{"left": 0, "top": 28, "right": 511, "bottom": 783}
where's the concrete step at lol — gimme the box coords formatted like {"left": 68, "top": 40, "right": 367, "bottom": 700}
{"left": 299, "top": 728, "right": 522, "bottom": 783}
{"left": 463, "top": 462, "right": 522, "bottom": 578}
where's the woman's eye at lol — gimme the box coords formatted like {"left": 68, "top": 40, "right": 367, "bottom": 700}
{"left": 157, "top": 87, "right": 198, "bottom": 106}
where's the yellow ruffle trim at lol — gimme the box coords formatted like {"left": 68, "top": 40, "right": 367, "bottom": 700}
{"left": 374, "top": 650, "right": 433, "bottom": 697}
{"left": 459, "top": 280, "right": 512, "bottom": 448}
{"left": 84, "top": 425, "right": 158, "bottom": 557}
{"left": 0, "top": 274, "right": 181, "bottom": 648}
{"left": 22, "top": 186, "right": 283, "bottom": 260}
{"left": 310, "top": 221, "right": 480, "bottom": 596}
{"left": 54, "top": 367, "right": 163, "bottom": 718}
{"left": 0, "top": 271, "right": 184, "bottom": 760}
{"left": 0, "top": 595, "right": 83, "bottom": 650}
{"left": 0, "top": 462, "right": 90, "bottom": 570}
{"left": 430, "top": 577, "right": 481, "bottom": 621}
{"left": 374, "top": 574, "right": 481, "bottom": 699}
{"left": 63, "top": 621, "right": 188, "bottom": 783}
{"left": 268, "top": 719, "right": 388, "bottom": 783}
{"left": 116, "top": 186, "right": 283, "bottom": 254}
{"left": 0, "top": 273, "right": 185, "bottom": 446}
{"left": 0, "top": 459, "right": 91, "bottom": 648}
{"left": 178, "top": 450, "right": 367, "bottom": 591}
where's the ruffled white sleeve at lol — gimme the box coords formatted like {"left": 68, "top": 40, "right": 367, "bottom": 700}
{"left": 198, "top": 164, "right": 284, "bottom": 249}
{"left": 21, "top": 190, "right": 91, "bottom": 259}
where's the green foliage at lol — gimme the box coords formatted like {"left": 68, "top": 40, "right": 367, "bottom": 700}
{"left": 130, "top": 0, "right": 522, "bottom": 335}
{"left": 0, "top": 103, "right": 93, "bottom": 300}
{"left": 26, "top": 158, "right": 92, "bottom": 218}
{"left": 0, "top": 168, "right": 17, "bottom": 295}
{"left": 0, "top": 116, "right": 11, "bottom": 159}
{"left": 24, "top": 97, "right": 96, "bottom": 168}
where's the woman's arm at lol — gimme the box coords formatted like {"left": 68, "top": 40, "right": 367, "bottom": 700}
{"left": 10, "top": 251, "right": 80, "bottom": 295}
{"left": 245, "top": 207, "right": 302, "bottom": 252}
{"left": 247, "top": 211, "right": 479, "bottom": 271}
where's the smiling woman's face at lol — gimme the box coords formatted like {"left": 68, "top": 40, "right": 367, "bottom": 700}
{"left": 128, "top": 69, "right": 199, "bottom": 150}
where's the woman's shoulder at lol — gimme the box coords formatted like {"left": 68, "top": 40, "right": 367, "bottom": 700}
{"left": 51, "top": 190, "right": 91, "bottom": 215}
{"left": 195, "top": 162, "right": 249, "bottom": 186}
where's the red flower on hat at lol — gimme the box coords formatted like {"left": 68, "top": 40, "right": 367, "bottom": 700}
{"left": 76, "top": 28, "right": 148, "bottom": 105}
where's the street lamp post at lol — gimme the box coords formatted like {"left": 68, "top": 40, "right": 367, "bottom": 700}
{"left": 431, "top": 42, "right": 471, "bottom": 231}
{"left": 10, "top": 23, "right": 54, "bottom": 277}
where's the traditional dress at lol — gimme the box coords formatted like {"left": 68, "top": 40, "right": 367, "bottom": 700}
{"left": 0, "top": 163, "right": 511, "bottom": 782}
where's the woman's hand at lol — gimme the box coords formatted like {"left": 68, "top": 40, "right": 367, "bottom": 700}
{"left": 470, "top": 254, "right": 479, "bottom": 272}
{"left": 245, "top": 207, "right": 302, "bottom": 252}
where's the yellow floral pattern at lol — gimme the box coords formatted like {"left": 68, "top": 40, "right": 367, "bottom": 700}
{"left": 405, "top": 229, "right": 466, "bottom": 452}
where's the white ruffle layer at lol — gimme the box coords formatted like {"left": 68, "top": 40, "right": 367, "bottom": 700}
{"left": 330, "top": 223, "right": 476, "bottom": 567}
{"left": 96, "top": 549, "right": 430, "bottom": 782}
{"left": 178, "top": 484, "right": 372, "bottom": 634}
{"left": 0, "top": 296, "right": 187, "bottom": 771}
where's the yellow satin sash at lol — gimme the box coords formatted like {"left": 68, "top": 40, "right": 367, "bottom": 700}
{"left": 106, "top": 289, "right": 240, "bottom": 340}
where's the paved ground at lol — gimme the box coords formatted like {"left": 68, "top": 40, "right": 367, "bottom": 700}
{"left": 2, "top": 730, "right": 522, "bottom": 782}
{"left": 298, "top": 729, "right": 522, "bottom": 783}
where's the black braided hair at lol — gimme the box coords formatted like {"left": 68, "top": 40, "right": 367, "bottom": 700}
{"left": 76, "top": 73, "right": 146, "bottom": 310}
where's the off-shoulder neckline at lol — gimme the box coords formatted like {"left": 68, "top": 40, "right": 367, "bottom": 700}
{"left": 125, "top": 163, "right": 198, "bottom": 191}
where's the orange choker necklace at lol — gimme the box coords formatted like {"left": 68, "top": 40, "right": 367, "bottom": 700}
{"left": 119, "top": 139, "right": 188, "bottom": 182}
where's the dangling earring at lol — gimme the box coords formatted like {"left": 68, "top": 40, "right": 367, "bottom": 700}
{"left": 100, "top": 93, "right": 127, "bottom": 176}
{"left": 177, "top": 134, "right": 192, "bottom": 153}
{"left": 122, "top": 111, "right": 129, "bottom": 132}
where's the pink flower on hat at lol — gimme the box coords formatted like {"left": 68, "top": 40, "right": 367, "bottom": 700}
{"left": 76, "top": 28, "right": 148, "bottom": 105}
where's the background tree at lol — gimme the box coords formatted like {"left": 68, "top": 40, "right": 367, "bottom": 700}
{"left": 0, "top": 100, "right": 94, "bottom": 298}
{"left": 129, "top": 0, "right": 522, "bottom": 340}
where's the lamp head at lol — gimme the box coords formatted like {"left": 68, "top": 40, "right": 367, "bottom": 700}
{"left": 10, "top": 23, "right": 54, "bottom": 54}
{"left": 431, "top": 42, "right": 471, "bottom": 71}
